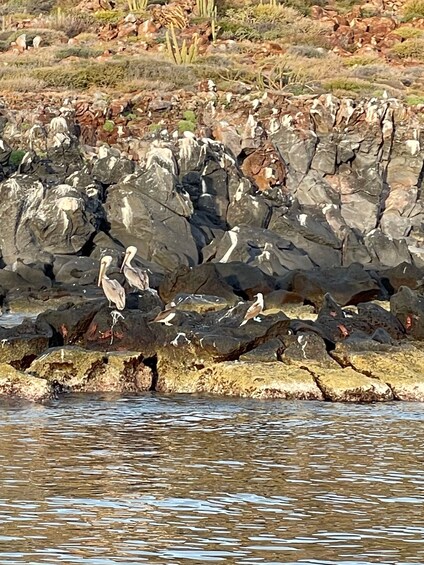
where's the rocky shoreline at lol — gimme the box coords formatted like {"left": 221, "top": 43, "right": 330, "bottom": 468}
{"left": 0, "top": 94, "right": 423, "bottom": 403}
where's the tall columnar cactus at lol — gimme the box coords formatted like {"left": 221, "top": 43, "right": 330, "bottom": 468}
{"left": 128, "top": 0, "right": 148, "bottom": 10}
{"left": 196, "top": 0, "right": 215, "bottom": 18}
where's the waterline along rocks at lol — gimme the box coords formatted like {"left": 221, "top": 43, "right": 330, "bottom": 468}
{"left": 0, "top": 94, "right": 423, "bottom": 402}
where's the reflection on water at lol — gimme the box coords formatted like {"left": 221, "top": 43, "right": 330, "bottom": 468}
{"left": 0, "top": 395, "right": 424, "bottom": 564}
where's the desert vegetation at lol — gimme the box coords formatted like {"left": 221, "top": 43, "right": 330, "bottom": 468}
{"left": 0, "top": 0, "right": 421, "bottom": 105}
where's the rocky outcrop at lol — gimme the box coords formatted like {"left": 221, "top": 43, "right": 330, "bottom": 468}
{"left": 28, "top": 346, "right": 152, "bottom": 393}
{"left": 0, "top": 96, "right": 422, "bottom": 402}
{"left": 156, "top": 361, "right": 325, "bottom": 400}
{"left": 0, "top": 95, "right": 422, "bottom": 281}
{"left": 0, "top": 363, "right": 54, "bottom": 402}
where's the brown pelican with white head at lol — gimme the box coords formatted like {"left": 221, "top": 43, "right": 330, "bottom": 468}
{"left": 98, "top": 255, "right": 126, "bottom": 311}
{"left": 121, "top": 246, "right": 150, "bottom": 292}
{"left": 240, "top": 293, "right": 264, "bottom": 326}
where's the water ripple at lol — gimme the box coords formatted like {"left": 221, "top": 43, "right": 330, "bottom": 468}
{"left": 0, "top": 395, "right": 424, "bottom": 564}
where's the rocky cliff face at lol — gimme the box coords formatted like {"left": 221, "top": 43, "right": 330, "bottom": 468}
{"left": 0, "top": 94, "right": 422, "bottom": 278}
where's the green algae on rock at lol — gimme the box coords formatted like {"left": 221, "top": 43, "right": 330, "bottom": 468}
{"left": 156, "top": 361, "right": 324, "bottom": 400}
{"left": 0, "top": 363, "right": 53, "bottom": 402}
{"left": 28, "top": 346, "right": 152, "bottom": 393}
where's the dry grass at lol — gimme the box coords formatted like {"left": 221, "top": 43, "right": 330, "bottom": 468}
{"left": 0, "top": 76, "right": 46, "bottom": 91}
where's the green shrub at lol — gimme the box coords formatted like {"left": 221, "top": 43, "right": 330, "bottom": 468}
{"left": 34, "top": 62, "right": 127, "bottom": 89}
{"left": 94, "top": 10, "right": 124, "bottom": 25}
{"left": 220, "top": 4, "right": 330, "bottom": 46}
{"left": 54, "top": 46, "right": 103, "bottom": 60}
{"left": 9, "top": 150, "right": 26, "bottom": 167}
{"left": 343, "top": 54, "right": 380, "bottom": 66}
{"left": 33, "top": 57, "right": 198, "bottom": 91}
{"left": 406, "top": 94, "right": 424, "bottom": 105}
{"left": 103, "top": 120, "right": 115, "bottom": 132}
{"left": 393, "top": 26, "right": 424, "bottom": 39}
{"left": 402, "top": 0, "right": 424, "bottom": 19}
{"left": 182, "top": 109, "right": 196, "bottom": 122}
{"left": 323, "top": 78, "right": 369, "bottom": 92}
{"left": 178, "top": 119, "right": 196, "bottom": 134}
{"left": 391, "top": 38, "right": 424, "bottom": 60}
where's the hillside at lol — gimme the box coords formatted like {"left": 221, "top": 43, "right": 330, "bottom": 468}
{"left": 0, "top": 0, "right": 423, "bottom": 124}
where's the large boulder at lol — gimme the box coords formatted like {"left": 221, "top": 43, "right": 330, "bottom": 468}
{"left": 390, "top": 286, "right": 424, "bottom": 340}
{"left": 105, "top": 159, "right": 198, "bottom": 272}
{"left": 156, "top": 360, "right": 324, "bottom": 400}
{"left": 207, "top": 226, "right": 314, "bottom": 275}
{"left": 28, "top": 346, "right": 152, "bottom": 393}
{"left": 0, "top": 177, "right": 100, "bottom": 264}
{"left": 287, "top": 263, "right": 381, "bottom": 307}
{"left": 332, "top": 341, "right": 424, "bottom": 401}
{"left": 0, "top": 363, "right": 54, "bottom": 402}
{"left": 0, "top": 318, "right": 52, "bottom": 368}
{"left": 159, "top": 263, "right": 238, "bottom": 304}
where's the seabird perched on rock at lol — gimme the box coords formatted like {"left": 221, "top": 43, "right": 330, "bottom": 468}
{"left": 121, "top": 245, "right": 150, "bottom": 292}
{"left": 98, "top": 256, "right": 126, "bottom": 311}
{"left": 240, "top": 293, "right": 264, "bottom": 326}
{"left": 150, "top": 302, "right": 177, "bottom": 326}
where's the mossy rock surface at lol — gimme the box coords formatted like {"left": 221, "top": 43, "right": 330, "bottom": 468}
{"left": 333, "top": 345, "right": 424, "bottom": 401}
{"left": 0, "top": 363, "right": 53, "bottom": 402}
{"left": 314, "top": 367, "right": 393, "bottom": 402}
{"left": 0, "top": 335, "right": 50, "bottom": 366}
{"left": 156, "top": 360, "right": 324, "bottom": 400}
{"left": 29, "top": 346, "right": 152, "bottom": 393}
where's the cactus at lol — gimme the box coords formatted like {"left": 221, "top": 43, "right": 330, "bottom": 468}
{"left": 166, "top": 24, "right": 199, "bottom": 65}
{"left": 127, "top": 0, "right": 148, "bottom": 11}
{"left": 211, "top": 6, "right": 218, "bottom": 43}
{"left": 196, "top": 0, "right": 215, "bottom": 18}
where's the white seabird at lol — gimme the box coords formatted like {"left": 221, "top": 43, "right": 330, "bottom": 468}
{"left": 240, "top": 293, "right": 264, "bottom": 326}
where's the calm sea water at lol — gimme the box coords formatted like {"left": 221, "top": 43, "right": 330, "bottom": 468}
{"left": 0, "top": 395, "right": 423, "bottom": 565}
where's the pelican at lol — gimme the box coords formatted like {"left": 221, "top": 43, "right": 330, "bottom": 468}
{"left": 98, "top": 256, "right": 126, "bottom": 311}
{"left": 121, "top": 246, "right": 150, "bottom": 291}
{"left": 240, "top": 293, "right": 264, "bottom": 326}
{"left": 150, "top": 302, "right": 177, "bottom": 326}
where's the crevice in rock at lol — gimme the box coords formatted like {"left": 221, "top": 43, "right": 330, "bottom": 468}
{"left": 10, "top": 354, "right": 37, "bottom": 370}
{"left": 376, "top": 109, "right": 395, "bottom": 228}
{"left": 143, "top": 354, "right": 158, "bottom": 390}
{"left": 298, "top": 364, "right": 331, "bottom": 401}
{"left": 416, "top": 159, "right": 424, "bottom": 202}
{"left": 330, "top": 351, "right": 392, "bottom": 389}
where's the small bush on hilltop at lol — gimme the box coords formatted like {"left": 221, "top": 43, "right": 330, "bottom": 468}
{"left": 391, "top": 38, "right": 424, "bottom": 60}
{"left": 220, "top": 3, "right": 330, "bottom": 46}
{"left": 393, "top": 26, "right": 424, "bottom": 39}
{"left": 46, "top": 11, "right": 96, "bottom": 38}
{"left": 54, "top": 46, "right": 103, "bottom": 60}
{"left": 402, "top": 0, "right": 424, "bottom": 20}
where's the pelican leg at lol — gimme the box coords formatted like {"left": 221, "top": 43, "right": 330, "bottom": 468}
{"left": 253, "top": 316, "right": 262, "bottom": 322}
{"left": 108, "top": 300, "right": 112, "bottom": 308}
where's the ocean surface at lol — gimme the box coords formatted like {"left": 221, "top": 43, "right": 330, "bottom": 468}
{"left": 0, "top": 394, "right": 423, "bottom": 564}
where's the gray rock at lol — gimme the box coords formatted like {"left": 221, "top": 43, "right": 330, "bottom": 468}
{"left": 210, "top": 226, "right": 314, "bottom": 274}
{"left": 105, "top": 161, "right": 198, "bottom": 272}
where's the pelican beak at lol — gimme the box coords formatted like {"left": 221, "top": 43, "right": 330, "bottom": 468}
{"left": 120, "top": 251, "right": 130, "bottom": 273}
{"left": 98, "top": 261, "right": 106, "bottom": 287}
